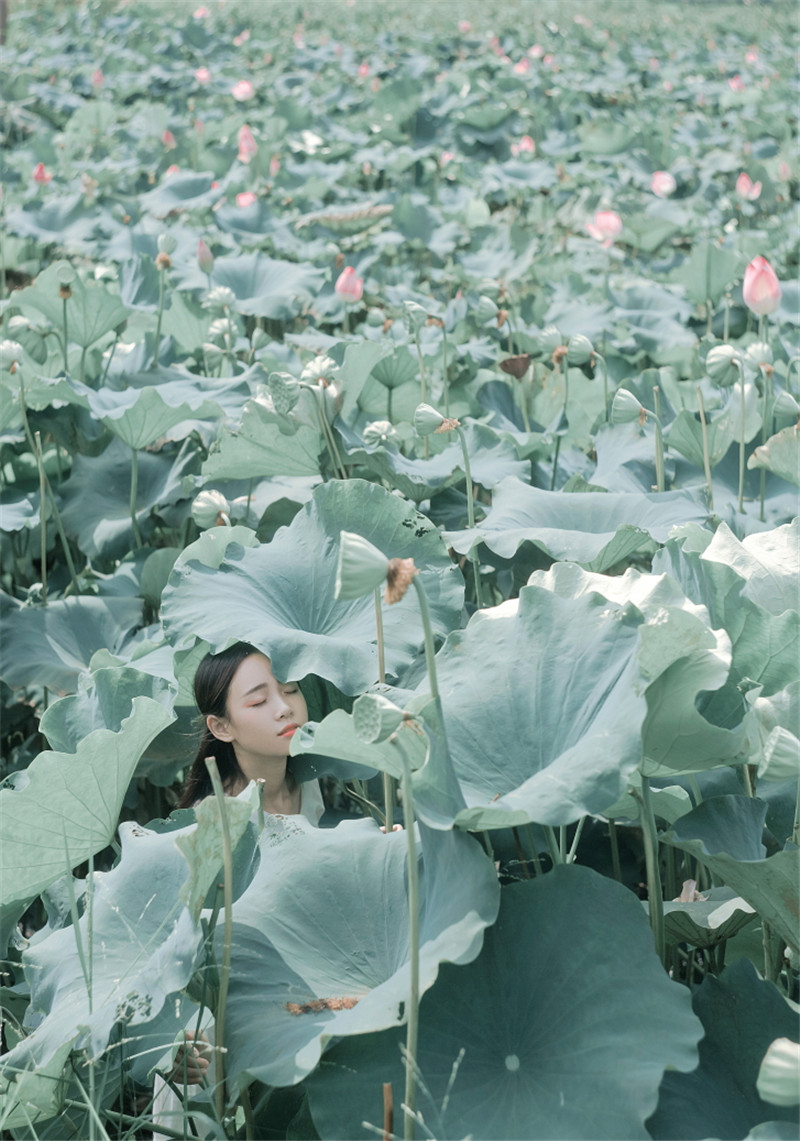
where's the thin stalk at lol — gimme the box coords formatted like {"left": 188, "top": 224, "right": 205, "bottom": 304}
{"left": 517, "top": 373, "right": 532, "bottom": 434}
{"left": 413, "top": 332, "right": 429, "bottom": 459}
{"left": 742, "top": 763, "right": 755, "bottom": 797}
{"left": 593, "top": 351, "right": 609, "bottom": 421}
{"left": 696, "top": 386, "right": 714, "bottom": 509}
{"left": 79, "top": 345, "right": 87, "bottom": 386}
{"left": 737, "top": 361, "right": 747, "bottom": 512}
{"left": 551, "top": 355, "right": 570, "bottom": 490}
{"left": 441, "top": 323, "right": 450, "bottom": 416}
{"left": 792, "top": 775, "right": 800, "bottom": 846}
{"left": 153, "top": 266, "right": 166, "bottom": 369}
{"left": 758, "top": 363, "right": 772, "bottom": 524}
{"left": 544, "top": 825, "right": 564, "bottom": 866}
{"left": 523, "top": 824, "right": 544, "bottom": 876}
{"left": 316, "top": 390, "right": 347, "bottom": 480}
{"left": 241, "top": 1085, "right": 256, "bottom": 1141}
{"left": 205, "top": 757, "right": 234, "bottom": 1127}
{"left": 512, "top": 827, "right": 532, "bottom": 878}
{"left": 245, "top": 477, "right": 254, "bottom": 519}
{"left": 63, "top": 1099, "right": 188, "bottom": 1141}
{"left": 786, "top": 355, "right": 800, "bottom": 399}
{"left": 723, "top": 292, "right": 731, "bottom": 343}
{"left": 688, "top": 774, "right": 703, "bottom": 807}
{"left": 34, "top": 432, "right": 47, "bottom": 605}
{"left": 455, "top": 425, "right": 483, "bottom": 608}
{"left": 566, "top": 815, "right": 586, "bottom": 863}
{"left": 374, "top": 587, "right": 394, "bottom": 832}
{"left": 637, "top": 774, "right": 665, "bottom": 963}
{"left": 401, "top": 752, "right": 420, "bottom": 1141}
{"left": 652, "top": 387, "right": 665, "bottom": 492}
{"left": 129, "top": 448, "right": 144, "bottom": 548}
{"left": 411, "top": 577, "right": 439, "bottom": 701}
{"left": 62, "top": 296, "right": 70, "bottom": 371}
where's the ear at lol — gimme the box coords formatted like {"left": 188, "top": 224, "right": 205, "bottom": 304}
{"left": 206, "top": 714, "right": 234, "bottom": 743}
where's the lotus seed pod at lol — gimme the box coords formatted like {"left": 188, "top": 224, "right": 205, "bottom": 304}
{"left": 384, "top": 557, "right": 418, "bottom": 604}
{"left": 353, "top": 693, "right": 405, "bottom": 744}
{"left": 319, "top": 381, "right": 343, "bottom": 424}
{"left": 362, "top": 420, "right": 397, "bottom": 446}
{"left": 335, "top": 531, "right": 389, "bottom": 600}
{"left": 204, "top": 286, "right": 237, "bottom": 310}
{"left": 610, "top": 389, "right": 645, "bottom": 424}
{"left": 268, "top": 372, "right": 301, "bottom": 415}
{"left": 744, "top": 340, "right": 773, "bottom": 369}
{"left": 301, "top": 355, "right": 338, "bottom": 384}
{"left": 366, "top": 307, "right": 385, "bottom": 327}
{"left": 756, "top": 1038, "right": 800, "bottom": 1107}
{"left": 0, "top": 340, "right": 24, "bottom": 371}
{"left": 773, "top": 390, "right": 800, "bottom": 419}
{"left": 413, "top": 402, "right": 446, "bottom": 436}
{"left": 402, "top": 300, "right": 427, "bottom": 333}
{"left": 536, "top": 325, "right": 564, "bottom": 356}
{"left": 157, "top": 233, "right": 178, "bottom": 255}
{"left": 55, "top": 263, "right": 75, "bottom": 286}
{"left": 202, "top": 343, "right": 225, "bottom": 368}
{"left": 191, "top": 489, "right": 231, "bottom": 529}
{"left": 155, "top": 251, "right": 172, "bottom": 271}
{"left": 476, "top": 295, "right": 499, "bottom": 324}
{"left": 567, "top": 334, "right": 594, "bottom": 366}
{"left": 251, "top": 328, "right": 270, "bottom": 351}
{"left": 705, "top": 344, "right": 743, "bottom": 387}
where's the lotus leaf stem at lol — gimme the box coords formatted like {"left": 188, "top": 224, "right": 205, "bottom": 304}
{"left": 441, "top": 322, "right": 450, "bottom": 416}
{"left": 636, "top": 775, "right": 665, "bottom": 964}
{"left": 64, "top": 1098, "right": 189, "bottom": 1141}
{"left": 593, "top": 351, "right": 609, "bottom": 421}
{"left": 205, "top": 757, "right": 234, "bottom": 1128}
{"left": 523, "top": 824, "right": 544, "bottom": 876}
{"left": 652, "top": 386, "right": 665, "bottom": 493}
{"left": 736, "top": 359, "right": 747, "bottom": 512}
{"left": 411, "top": 575, "right": 439, "bottom": 702}
{"left": 786, "top": 355, "right": 800, "bottom": 399}
{"left": 130, "top": 447, "right": 144, "bottom": 548}
{"left": 741, "top": 763, "right": 755, "bottom": 798}
{"left": 62, "top": 296, "right": 69, "bottom": 372}
{"left": 153, "top": 265, "right": 166, "bottom": 369}
{"left": 374, "top": 587, "right": 395, "bottom": 832}
{"left": 315, "top": 388, "right": 347, "bottom": 480}
{"left": 455, "top": 425, "right": 483, "bottom": 608}
{"left": 34, "top": 431, "right": 47, "bottom": 605}
{"left": 792, "top": 776, "right": 800, "bottom": 847}
{"left": 758, "top": 361, "right": 772, "bottom": 524}
{"left": 400, "top": 748, "right": 420, "bottom": 1140}
{"left": 550, "top": 355, "right": 570, "bottom": 490}
{"left": 696, "top": 386, "right": 714, "bottom": 509}
{"left": 544, "top": 825, "right": 563, "bottom": 866}
{"left": 723, "top": 292, "right": 731, "bottom": 343}
{"left": 413, "top": 331, "right": 429, "bottom": 459}
{"left": 566, "top": 816, "right": 586, "bottom": 864}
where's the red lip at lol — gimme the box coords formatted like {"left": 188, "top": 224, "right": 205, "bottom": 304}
{"left": 279, "top": 724, "right": 299, "bottom": 737}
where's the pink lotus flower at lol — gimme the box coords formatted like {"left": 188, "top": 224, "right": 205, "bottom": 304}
{"left": 193, "top": 5, "right": 210, "bottom": 17}
{"left": 237, "top": 124, "right": 257, "bottom": 163}
{"left": 269, "top": 155, "right": 280, "bottom": 178}
{"left": 32, "top": 162, "right": 52, "bottom": 184}
{"left": 194, "top": 67, "right": 211, "bottom": 84}
{"left": 233, "top": 29, "right": 250, "bottom": 47}
{"left": 745, "top": 48, "right": 758, "bottom": 64}
{"left": 91, "top": 68, "right": 104, "bottom": 87}
{"left": 728, "top": 74, "right": 745, "bottom": 92}
{"left": 440, "top": 151, "right": 455, "bottom": 166}
{"left": 743, "top": 256, "right": 781, "bottom": 317}
{"left": 542, "top": 54, "right": 555, "bottom": 66}
{"left": 357, "top": 62, "right": 370, "bottom": 78}
{"left": 334, "top": 266, "right": 363, "bottom": 303}
{"left": 736, "top": 171, "right": 762, "bottom": 201}
{"left": 236, "top": 191, "right": 258, "bottom": 208}
{"left": 648, "top": 56, "right": 660, "bottom": 71}
{"left": 662, "top": 80, "right": 674, "bottom": 92}
{"left": 778, "top": 160, "right": 791, "bottom": 182}
{"left": 586, "top": 210, "right": 622, "bottom": 247}
{"left": 650, "top": 170, "right": 676, "bottom": 197}
{"left": 511, "top": 135, "right": 535, "bottom": 157}
{"left": 231, "top": 79, "right": 255, "bottom": 101}
{"left": 162, "top": 129, "right": 176, "bottom": 149}
{"left": 165, "top": 164, "right": 180, "bottom": 176}
{"left": 529, "top": 44, "right": 544, "bottom": 59}
{"left": 513, "top": 58, "right": 531, "bottom": 75}
{"left": 197, "top": 239, "right": 214, "bottom": 274}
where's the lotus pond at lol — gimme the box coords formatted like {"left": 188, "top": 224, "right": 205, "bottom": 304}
{"left": 0, "top": 1, "right": 798, "bottom": 1139}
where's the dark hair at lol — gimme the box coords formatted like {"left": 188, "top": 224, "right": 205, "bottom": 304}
{"left": 177, "top": 641, "right": 296, "bottom": 809}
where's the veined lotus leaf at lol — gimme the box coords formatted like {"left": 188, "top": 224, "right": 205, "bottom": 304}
{"left": 328, "top": 339, "right": 393, "bottom": 419}
{"left": 40, "top": 665, "right": 176, "bottom": 753}
{"left": 0, "top": 591, "right": 144, "bottom": 692}
{"left": 0, "top": 1039, "right": 74, "bottom": 1132}
{"left": 219, "top": 815, "right": 499, "bottom": 1090}
{"left": 201, "top": 396, "right": 323, "bottom": 481}
{"left": 0, "top": 800, "right": 256, "bottom": 1089}
{"left": 676, "top": 240, "right": 740, "bottom": 306}
{"left": 368, "top": 346, "right": 419, "bottom": 390}
{"left": 445, "top": 476, "right": 709, "bottom": 572}
{"left": 339, "top": 422, "right": 528, "bottom": 504}
{"left": 307, "top": 868, "right": 702, "bottom": 1141}
{"left": 138, "top": 171, "right": 221, "bottom": 217}
{"left": 700, "top": 520, "right": 800, "bottom": 617}
{"left": 748, "top": 426, "right": 800, "bottom": 486}
{"left": 661, "top": 796, "right": 800, "bottom": 953}
{"left": 13, "top": 263, "right": 129, "bottom": 349}
{"left": 3, "top": 194, "right": 114, "bottom": 254}
{"left": 666, "top": 406, "right": 737, "bottom": 469}
{"left": 661, "top": 887, "right": 756, "bottom": 948}
{"left": 417, "top": 583, "right": 649, "bottom": 830}
{"left": 647, "top": 959, "right": 799, "bottom": 1140}
{"left": 292, "top": 711, "right": 425, "bottom": 782}
{"left": 210, "top": 253, "right": 325, "bottom": 320}
{"left": 528, "top": 563, "right": 746, "bottom": 774}
{"left": 0, "top": 490, "right": 41, "bottom": 532}
{"left": 58, "top": 438, "right": 196, "bottom": 558}
{"left": 162, "top": 480, "right": 464, "bottom": 694}
{"left": 0, "top": 695, "right": 174, "bottom": 951}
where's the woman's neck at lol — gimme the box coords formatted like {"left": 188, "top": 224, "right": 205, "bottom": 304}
{"left": 230, "top": 753, "right": 300, "bottom": 814}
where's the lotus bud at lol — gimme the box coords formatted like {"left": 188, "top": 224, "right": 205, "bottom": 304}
{"left": 268, "top": 371, "right": 301, "bottom": 415}
{"left": 402, "top": 300, "right": 427, "bottom": 333}
{"left": 742, "top": 256, "right": 781, "bottom": 317}
{"left": 756, "top": 1038, "right": 800, "bottom": 1107}
{"left": 191, "top": 489, "right": 231, "bottom": 529}
{"left": 335, "top": 531, "right": 389, "bottom": 600}
{"left": 197, "top": 239, "right": 215, "bottom": 274}
{"left": 567, "top": 334, "right": 594, "bottom": 366}
{"left": 157, "top": 233, "right": 177, "bottom": 255}
{"left": 353, "top": 693, "right": 405, "bottom": 743}
{"left": 366, "top": 307, "right": 385, "bottom": 327}
{"left": 476, "top": 295, "right": 499, "bottom": 324}
{"left": 251, "top": 328, "right": 270, "bottom": 351}
{"left": 413, "top": 402, "right": 446, "bottom": 436}
{"left": 334, "top": 266, "right": 363, "bottom": 303}
{"left": 611, "top": 389, "right": 645, "bottom": 424}
{"left": 706, "top": 344, "right": 743, "bottom": 387}
{"left": 362, "top": 420, "right": 397, "bottom": 446}
{"left": 0, "top": 340, "right": 24, "bottom": 372}
{"left": 773, "top": 390, "right": 800, "bottom": 420}
{"left": 384, "top": 557, "right": 418, "bottom": 605}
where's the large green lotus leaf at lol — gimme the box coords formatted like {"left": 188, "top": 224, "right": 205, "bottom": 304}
{"left": 14, "top": 263, "right": 129, "bottom": 349}
{"left": 446, "top": 477, "right": 709, "bottom": 571}
{"left": 0, "top": 591, "right": 144, "bottom": 692}
{"left": 307, "top": 868, "right": 702, "bottom": 1141}
{"left": 647, "top": 959, "right": 799, "bottom": 1140}
{"left": 201, "top": 392, "right": 323, "bottom": 481}
{"left": 210, "top": 253, "right": 325, "bottom": 320}
{"left": 675, "top": 240, "right": 741, "bottom": 305}
{"left": 661, "top": 796, "right": 800, "bottom": 952}
{"left": 0, "top": 696, "right": 174, "bottom": 951}
{"left": 661, "top": 887, "right": 756, "bottom": 949}
{"left": 529, "top": 562, "right": 746, "bottom": 774}
{"left": 3, "top": 195, "right": 113, "bottom": 253}
{"left": 220, "top": 815, "right": 499, "bottom": 1091}
{"left": 58, "top": 437, "right": 196, "bottom": 558}
{"left": 666, "top": 406, "right": 737, "bottom": 469}
{"left": 700, "top": 520, "right": 799, "bottom": 617}
{"left": 417, "top": 583, "right": 649, "bottom": 830}
{"left": 39, "top": 666, "right": 176, "bottom": 753}
{"left": 138, "top": 171, "right": 221, "bottom": 217}
{"left": 162, "top": 480, "right": 464, "bottom": 694}
{"left": 653, "top": 532, "right": 800, "bottom": 718}
{"left": 328, "top": 339, "right": 394, "bottom": 419}
{"left": 748, "top": 426, "right": 800, "bottom": 486}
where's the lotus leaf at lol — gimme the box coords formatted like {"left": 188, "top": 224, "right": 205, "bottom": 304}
{"left": 14, "top": 263, "right": 129, "bottom": 349}
{"left": 748, "top": 426, "right": 800, "bottom": 487}
{"left": 210, "top": 253, "right": 325, "bottom": 320}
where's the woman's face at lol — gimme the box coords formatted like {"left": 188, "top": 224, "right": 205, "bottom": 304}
{"left": 207, "top": 653, "right": 308, "bottom": 777}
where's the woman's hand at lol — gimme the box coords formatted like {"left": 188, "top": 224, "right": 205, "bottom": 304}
{"left": 169, "top": 1032, "right": 211, "bottom": 1086}
{"left": 379, "top": 823, "right": 403, "bottom": 833}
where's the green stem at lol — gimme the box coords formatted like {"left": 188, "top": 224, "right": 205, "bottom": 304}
{"left": 154, "top": 266, "right": 166, "bottom": 369}
{"left": 374, "top": 586, "right": 394, "bottom": 833}
{"left": 130, "top": 448, "right": 143, "bottom": 548}
{"left": 566, "top": 816, "right": 586, "bottom": 864}
{"left": 34, "top": 431, "right": 47, "bottom": 606}
{"left": 737, "top": 361, "right": 747, "bottom": 513}
{"left": 742, "top": 763, "right": 755, "bottom": 797}
{"left": 549, "top": 435, "right": 561, "bottom": 491}
{"left": 723, "top": 292, "right": 731, "bottom": 343}
{"left": 522, "top": 824, "right": 544, "bottom": 876}
{"left": 100, "top": 334, "right": 118, "bottom": 386}
{"left": 441, "top": 322, "right": 450, "bottom": 417}
{"left": 637, "top": 774, "right": 665, "bottom": 963}
{"left": 414, "top": 332, "right": 429, "bottom": 459}
{"left": 79, "top": 345, "right": 87, "bottom": 386}
{"left": 786, "top": 355, "right": 800, "bottom": 399}
{"left": 651, "top": 387, "right": 665, "bottom": 492}
{"left": 205, "top": 757, "right": 234, "bottom": 1128}
{"left": 551, "top": 355, "right": 570, "bottom": 490}
{"left": 759, "top": 360, "right": 772, "bottom": 524}
{"left": 401, "top": 752, "right": 420, "bottom": 1140}
{"left": 608, "top": 817, "right": 622, "bottom": 882}
{"left": 792, "top": 775, "right": 800, "bottom": 847}
{"left": 455, "top": 426, "right": 483, "bottom": 608}
{"left": 544, "top": 825, "right": 563, "bottom": 866}
{"left": 696, "top": 386, "right": 714, "bottom": 509}
{"left": 63, "top": 1099, "right": 188, "bottom": 1141}
{"left": 62, "top": 296, "right": 70, "bottom": 372}
{"left": 411, "top": 576, "right": 439, "bottom": 701}
{"left": 594, "top": 352, "right": 609, "bottom": 422}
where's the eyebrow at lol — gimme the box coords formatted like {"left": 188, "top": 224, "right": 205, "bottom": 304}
{"left": 242, "top": 682, "right": 270, "bottom": 697}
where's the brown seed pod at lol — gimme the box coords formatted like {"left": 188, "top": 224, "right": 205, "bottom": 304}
{"left": 499, "top": 354, "right": 532, "bottom": 380}
{"left": 384, "top": 557, "right": 418, "bottom": 605}
{"left": 155, "top": 251, "right": 172, "bottom": 270}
